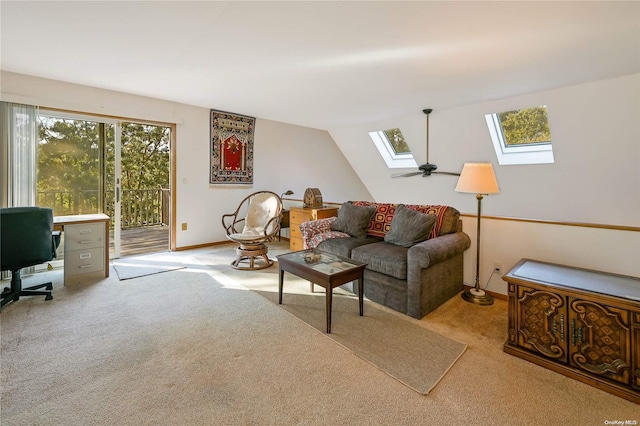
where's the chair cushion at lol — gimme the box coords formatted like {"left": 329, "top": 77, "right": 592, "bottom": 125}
{"left": 330, "top": 203, "right": 376, "bottom": 239}
{"left": 351, "top": 242, "right": 409, "bottom": 280}
{"left": 243, "top": 192, "right": 280, "bottom": 235}
{"left": 229, "top": 231, "right": 267, "bottom": 243}
{"left": 384, "top": 204, "right": 437, "bottom": 248}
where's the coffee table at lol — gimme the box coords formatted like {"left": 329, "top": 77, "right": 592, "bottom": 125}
{"left": 277, "top": 249, "right": 367, "bottom": 333}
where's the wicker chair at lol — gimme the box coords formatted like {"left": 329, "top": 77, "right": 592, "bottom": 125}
{"left": 222, "top": 191, "right": 283, "bottom": 270}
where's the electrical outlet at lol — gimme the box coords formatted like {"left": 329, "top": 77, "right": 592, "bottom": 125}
{"left": 181, "top": 223, "right": 188, "bottom": 231}
{"left": 494, "top": 261, "right": 502, "bottom": 273}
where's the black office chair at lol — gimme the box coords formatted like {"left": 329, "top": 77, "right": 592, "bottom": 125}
{"left": 1, "top": 207, "right": 61, "bottom": 310}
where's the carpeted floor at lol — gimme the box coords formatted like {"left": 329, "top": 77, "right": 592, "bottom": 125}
{"left": 1, "top": 242, "right": 638, "bottom": 425}
{"left": 195, "top": 244, "right": 467, "bottom": 395}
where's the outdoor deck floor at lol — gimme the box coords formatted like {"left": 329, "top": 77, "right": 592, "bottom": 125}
{"left": 110, "top": 225, "right": 170, "bottom": 258}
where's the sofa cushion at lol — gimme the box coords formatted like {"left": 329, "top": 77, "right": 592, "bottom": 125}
{"left": 330, "top": 203, "right": 376, "bottom": 239}
{"left": 351, "top": 242, "right": 409, "bottom": 280}
{"left": 384, "top": 204, "right": 437, "bottom": 248}
{"left": 317, "top": 236, "right": 380, "bottom": 258}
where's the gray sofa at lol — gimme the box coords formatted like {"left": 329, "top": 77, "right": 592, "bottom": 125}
{"left": 299, "top": 201, "right": 470, "bottom": 319}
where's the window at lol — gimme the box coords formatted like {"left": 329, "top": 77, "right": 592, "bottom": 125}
{"left": 37, "top": 113, "right": 106, "bottom": 216}
{"left": 369, "top": 128, "right": 417, "bottom": 169}
{"left": 486, "top": 106, "right": 554, "bottom": 165}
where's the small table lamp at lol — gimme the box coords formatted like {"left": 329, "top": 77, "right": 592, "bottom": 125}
{"left": 455, "top": 163, "right": 500, "bottom": 305}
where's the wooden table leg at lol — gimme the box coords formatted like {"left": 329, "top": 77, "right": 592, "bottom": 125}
{"left": 358, "top": 277, "right": 364, "bottom": 316}
{"left": 279, "top": 268, "right": 284, "bottom": 304}
{"left": 326, "top": 286, "right": 332, "bottom": 333}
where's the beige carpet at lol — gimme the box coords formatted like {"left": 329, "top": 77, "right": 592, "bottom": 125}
{"left": 1, "top": 242, "right": 638, "bottom": 426}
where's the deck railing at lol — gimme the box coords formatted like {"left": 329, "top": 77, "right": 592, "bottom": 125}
{"left": 37, "top": 188, "right": 170, "bottom": 229}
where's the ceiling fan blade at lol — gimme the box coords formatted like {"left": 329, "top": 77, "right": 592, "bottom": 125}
{"left": 431, "top": 171, "right": 461, "bottom": 177}
{"left": 391, "top": 171, "right": 423, "bottom": 178}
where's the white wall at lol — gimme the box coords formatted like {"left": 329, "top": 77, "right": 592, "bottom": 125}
{"left": 330, "top": 74, "right": 640, "bottom": 292}
{"left": 330, "top": 74, "right": 639, "bottom": 226}
{"left": 3, "top": 71, "right": 638, "bottom": 294}
{"left": 0, "top": 71, "right": 371, "bottom": 248}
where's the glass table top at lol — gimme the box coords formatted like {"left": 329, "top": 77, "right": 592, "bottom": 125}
{"left": 277, "top": 249, "right": 364, "bottom": 276}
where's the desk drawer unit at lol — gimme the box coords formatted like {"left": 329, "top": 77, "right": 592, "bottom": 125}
{"left": 64, "top": 247, "right": 104, "bottom": 276}
{"left": 64, "top": 222, "right": 106, "bottom": 280}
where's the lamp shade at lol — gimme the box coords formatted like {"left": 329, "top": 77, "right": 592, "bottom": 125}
{"left": 455, "top": 163, "right": 500, "bottom": 194}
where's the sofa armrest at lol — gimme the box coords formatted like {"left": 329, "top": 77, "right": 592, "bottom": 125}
{"left": 405, "top": 231, "right": 471, "bottom": 318}
{"left": 407, "top": 231, "right": 471, "bottom": 269}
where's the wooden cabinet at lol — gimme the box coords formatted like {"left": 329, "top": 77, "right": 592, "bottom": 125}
{"left": 288, "top": 206, "right": 338, "bottom": 251}
{"left": 503, "top": 259, "right": 640, "bottom": 404}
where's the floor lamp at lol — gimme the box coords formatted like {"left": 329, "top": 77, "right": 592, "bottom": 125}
{"left": 455, "top": 162, "right": 500, "bottom": 305}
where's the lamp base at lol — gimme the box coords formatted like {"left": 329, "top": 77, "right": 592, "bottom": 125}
{"left": 462, "top": 287, "right": 494, "bottom": 305}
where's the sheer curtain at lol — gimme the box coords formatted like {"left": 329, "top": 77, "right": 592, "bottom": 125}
{"left": 0, "top": 101, "right": 38, "bottom": 207}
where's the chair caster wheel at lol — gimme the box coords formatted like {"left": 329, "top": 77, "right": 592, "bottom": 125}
{"left": 46, "top": 284, "right": 53, "bottom": 290}
{"left": 45, "top": 295, "right": 53, "bottom": 301}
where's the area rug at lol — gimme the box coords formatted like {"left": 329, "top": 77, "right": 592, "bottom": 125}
{"left": 252, "top": 287, "right": 467, "bottom": 395}
{"left": 112, "top": 253, "right": 186, "bottom": 280}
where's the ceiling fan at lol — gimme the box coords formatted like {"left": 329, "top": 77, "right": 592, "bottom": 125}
{"left": 392, "top": 109, "right": 460, "bottom": 178}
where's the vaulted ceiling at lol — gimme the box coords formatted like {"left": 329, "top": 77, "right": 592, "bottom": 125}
{"left": 2, "top": 1, "right": 639, "bottom": 130}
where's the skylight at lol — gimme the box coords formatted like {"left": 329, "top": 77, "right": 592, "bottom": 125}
{"left": 369, "top": 128, "right": 418, "bottom": 169}
{"left": 486, "top": 106, "right": 554, "bottom": 165}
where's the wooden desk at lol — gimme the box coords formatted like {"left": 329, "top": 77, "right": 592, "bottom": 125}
{"left": 54, "top": 214, "right": 110, "bottom": 282}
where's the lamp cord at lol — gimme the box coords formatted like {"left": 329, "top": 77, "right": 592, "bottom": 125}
{"left": 463, "top": 269, "right": 499, "bottom": 291}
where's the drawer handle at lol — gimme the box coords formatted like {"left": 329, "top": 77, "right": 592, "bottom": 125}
{"left": 571, "top": 318, "right": 583, "bottom": 346}
{"left": 79, "top": 240, "right": 93, "bottom": 244}
{"left": 79, "top": 264, "right": 93, "bottom": 269}
{"left": 551, "top": 313, "right": 565, "bottom": 342}
{"left": 79, "top": 229, "right": 92, "bottom": 234}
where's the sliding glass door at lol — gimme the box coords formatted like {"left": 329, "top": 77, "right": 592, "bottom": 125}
{"left": 36, "top": 110, "right": 171, "bottom": 259}
{"left": 106, "top": 122, "right": 171, "bottom": 257}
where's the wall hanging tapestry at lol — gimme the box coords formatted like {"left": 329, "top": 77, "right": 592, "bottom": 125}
{"left": 210, "top": 109, "right": 255, "bottom": 184}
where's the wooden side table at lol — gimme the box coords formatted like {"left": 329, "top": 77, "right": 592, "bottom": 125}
{"left": 278, "top": 209, "right": 290, "bottom": 241}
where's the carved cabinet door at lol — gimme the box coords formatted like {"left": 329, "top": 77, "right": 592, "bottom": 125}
{"left": 567, "top": 297, "right": 631, "bottom": 385}
{"left": 517, "top": 286, "right": 568, "bottom": 361}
